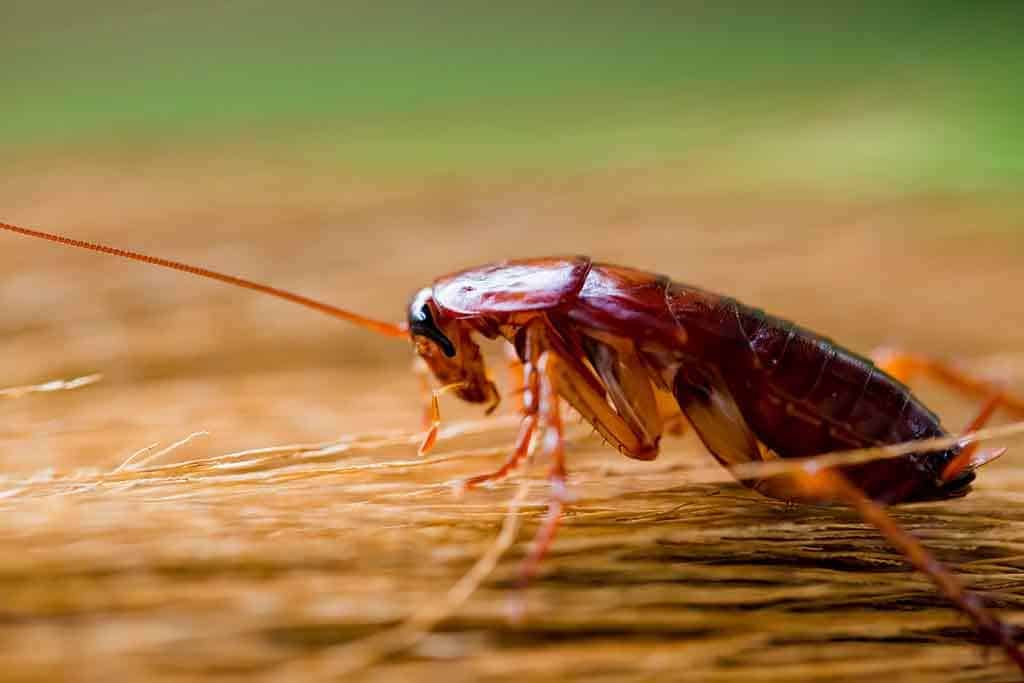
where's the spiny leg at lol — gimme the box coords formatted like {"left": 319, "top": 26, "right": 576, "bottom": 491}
{"left": 463, "top": 416, "right": 538, "bottom": 491}
{"left": 463, "top": 318, "right": 665, "bottom": 602}
{"left": 417, "top": 381, "right": 466, "bottom": 456}
{"left": 866, "top": 350, "right": 1023, "bottom": 665}
{"left": 514, "top": 326, "right": 675, "bottom": 582}
{"left": 872, "top": 348, "right": 1019, "bottom": 482}
{"left": 465, "top": 315, "right": 667, "bottom": 491}
{"left": 460, "top": 343, "right": 535, "bottom": 485}
{"left": 505, "top": 342, "right": 526, "bottom": 414}
{"left": 418, "top": 388, "right": 441, "bottom": 456}
{"left": 461, "top": 335, "right": 543, "bottom": 489}
{"left": 519, "top": 351, "right": 569, "bottom": 586}
{"left": 509, "top": 319, "right": 673, "bottom": 580}
{"left": 482, "top": 318, "right": 664, "bottom": 587}
{"left": 455, "top": 323, "right": 565, "bottom": 602}
{"left": 798, "top": 468, "right": 1024, "bottom": 673}
{"left": 873, "top": 348, "right": 1024, "bottom": 417}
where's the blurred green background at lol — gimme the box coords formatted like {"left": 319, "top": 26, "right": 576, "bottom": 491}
{"left": 6, "top": 1, "right": 1023, "bottom": 194}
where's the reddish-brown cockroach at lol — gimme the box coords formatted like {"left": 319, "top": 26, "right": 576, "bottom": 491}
{"left": 2, "top": 222, "right": 1024, "bottom": 671}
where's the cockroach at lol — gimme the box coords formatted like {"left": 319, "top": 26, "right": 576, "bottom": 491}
{"left": 2, "top": 222, "right": 1024, "bottom": 671}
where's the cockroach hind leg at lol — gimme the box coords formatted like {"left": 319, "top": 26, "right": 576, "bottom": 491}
{"left": 872, "top": 348, "right": 1021, "bottom": 484}
{"left": 871, "top": 348, "right": 1024, "bottom": 418}
{"left": 797, "top": 468, "right": 1024, "bottom": 673}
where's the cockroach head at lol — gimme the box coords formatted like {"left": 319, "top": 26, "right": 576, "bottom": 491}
{"left": 407, "top": 288, "right": 499, "bottom": 409}
{"left": 408, "top": 288, "right": 456, "bottom": 357}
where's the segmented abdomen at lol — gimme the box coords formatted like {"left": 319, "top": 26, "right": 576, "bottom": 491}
{"left": 718, "top": 301, "right": 944, "bottom": 453}
{"left": 563, "top": 263, "right": 954, "bottom": 500}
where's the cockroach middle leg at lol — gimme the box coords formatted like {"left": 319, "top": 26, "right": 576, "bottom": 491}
{"left": 467, "top": 318, "right": 661, "bottom": 588}
{"left": 511, "top": 320, "right": 667, "bottom": 583}
{"left": 461, "top": 393, "right": 538, "bottom": 489}
{"left": 461, "top": 415, "right": 538, "bottom": 490}
{"left": 505, "top": 343, "right": 526, "bottom": 414}
{"left": 798, "top": 468, "right": 1024, "bottom": 672}
{"left": 461, "top": 325, "right": 570, "bottom": 591}
{"left": 518, "top": 351, "right": 569, "bottom": 587}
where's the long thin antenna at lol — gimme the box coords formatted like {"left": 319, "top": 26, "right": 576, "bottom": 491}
{"left": 0, "top": 221, "right": 409, "bottom": 339}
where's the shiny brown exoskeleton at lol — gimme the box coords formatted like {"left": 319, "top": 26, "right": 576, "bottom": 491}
{"left": 415, "top": 257, "right": 982, "bottom": 505}
{"left": 2, "top": 225, "right": 1023, "bottom": 673}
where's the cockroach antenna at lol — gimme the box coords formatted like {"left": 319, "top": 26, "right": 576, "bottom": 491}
{"left": 0, "top": 221, "right": 409, "bottom": 339}
{"left": 7, "top": 219, "right": 1024, "bottom": 672}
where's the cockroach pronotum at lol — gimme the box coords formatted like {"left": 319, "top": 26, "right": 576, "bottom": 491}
{"left": 2, "top": 221, "right": 1024, "bottom": 672}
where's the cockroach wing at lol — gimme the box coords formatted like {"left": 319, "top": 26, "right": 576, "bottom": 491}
{"left": 673, "top": 365, "right": 762, "bottom": 469}
{"left": 581, "top": 336, "right": 663, "bottom": 448}
{"left": 432, "top": 256, "right": 591, "bottom": 316}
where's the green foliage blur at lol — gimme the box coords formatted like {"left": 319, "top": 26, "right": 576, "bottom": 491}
{"left": 6, "top": 2, "right": 1023, "bottom": 192}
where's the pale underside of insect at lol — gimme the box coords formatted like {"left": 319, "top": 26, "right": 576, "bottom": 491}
{"left": 2, "top": 222, "right": 1023, "bottom": 673}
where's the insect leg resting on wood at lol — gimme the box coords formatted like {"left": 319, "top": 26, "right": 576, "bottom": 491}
{"left": 3, "top": 223, "right": 1024, "bottom": 672}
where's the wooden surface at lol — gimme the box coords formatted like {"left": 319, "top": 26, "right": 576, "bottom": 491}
{"left": 2, "top": 164, "right": 1024, "bottom": 681}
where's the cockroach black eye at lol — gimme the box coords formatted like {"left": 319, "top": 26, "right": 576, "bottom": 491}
{"left": 408, "top": 302, "right": 456, "bottom": 358}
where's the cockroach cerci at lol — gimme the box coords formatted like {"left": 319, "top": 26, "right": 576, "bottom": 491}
{"left": 2, "top": 221, "right": 1023, "bottom": 672}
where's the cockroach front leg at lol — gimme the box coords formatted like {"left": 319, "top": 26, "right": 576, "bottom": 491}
{"left": 414, "top": 357, "right": 435, "bottom": 429}
{"left": 505, "top": 342, "right": 526, "bottom": 414}
{"left": 417, "top": 373, "right": 468, "bottom": 456}
{"left": 460, "top": 327, "right": 547, "bottom": 490}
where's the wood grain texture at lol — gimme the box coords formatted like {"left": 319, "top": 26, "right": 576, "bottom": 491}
{"left": 1, "top": 163, "right": 1023, "bottom": 682}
